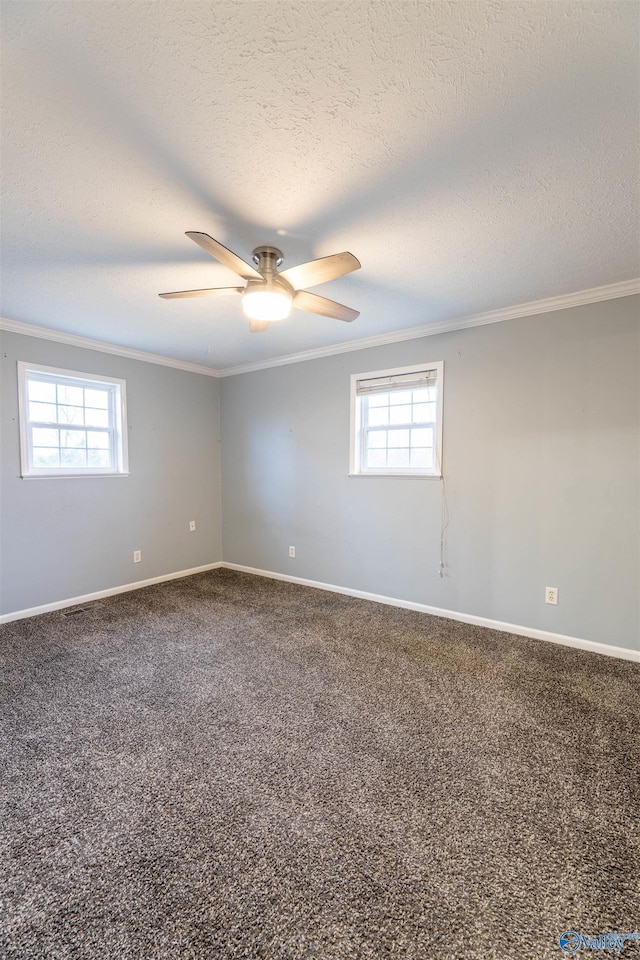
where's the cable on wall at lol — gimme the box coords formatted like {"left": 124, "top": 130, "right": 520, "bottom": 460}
{"left": 436, "top": 443, "right": 449, "bottom": 579}
{"left": 439, "top": 473, "right": 449, "bottom": 578}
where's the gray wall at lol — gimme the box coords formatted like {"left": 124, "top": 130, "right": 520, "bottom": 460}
{"left": 1, "top": 332, "right": 222, "bottom": 614}
{"left": 221, "top": 296, "right": 640, "bottom": 652}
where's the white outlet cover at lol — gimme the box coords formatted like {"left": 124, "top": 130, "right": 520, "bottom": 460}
{"left": 189, "top": 520, "right": 196, "bottom": 531}
{"left": 545, "top": 586, "right": 558, "bottom": 605}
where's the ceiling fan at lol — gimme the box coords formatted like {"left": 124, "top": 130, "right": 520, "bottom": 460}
{"left": 159, "top": 232, "right": 360, "bottom": 332}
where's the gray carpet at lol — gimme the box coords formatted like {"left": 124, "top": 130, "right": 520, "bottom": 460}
{"left": 1, "top": 569, "right": 639, "bottom": 960}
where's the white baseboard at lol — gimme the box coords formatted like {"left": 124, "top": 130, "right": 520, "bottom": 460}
{"left": 2, "top": 559, "right": 637, "bottom": 664}
{"left": 0, "top": 562, "right": 223, "bottom": 624}
{"left": 222, "top": 562, "right": 640, "bottom": 664}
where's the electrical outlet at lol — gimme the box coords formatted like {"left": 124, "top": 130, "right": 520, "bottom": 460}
{"left": 133, "top": 550, "right": 142, "bottom": 563}
{"left": 545, "top": 586, "right": 558, "bottom": 605}
{"left": 189, "top": 520, "right": 196, "bottom": 532}
{"left": 289, "top": 546, "right": 295, "bottom": 558}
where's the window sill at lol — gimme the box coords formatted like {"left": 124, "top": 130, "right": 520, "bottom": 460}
{"left": 348, "top": 472, "right": 442, "bottom": 480}
{"left": 21, "top": 472, "right": 130, "bottom": 480}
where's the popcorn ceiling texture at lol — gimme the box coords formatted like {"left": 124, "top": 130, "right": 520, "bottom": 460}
{"left": 1, "top": 570, "right": 639, "bottom": 959}
{"left": 1, "top": 2, "right": 638, "bottom": 368}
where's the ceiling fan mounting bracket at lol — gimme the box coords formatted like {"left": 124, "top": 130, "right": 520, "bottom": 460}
{"left": 252, "top": 246, "right": 284, "bottom": 270}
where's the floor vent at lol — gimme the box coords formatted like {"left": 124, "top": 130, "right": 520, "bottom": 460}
{"left": 62, "top": 602, "right": 103, "bottom": 618}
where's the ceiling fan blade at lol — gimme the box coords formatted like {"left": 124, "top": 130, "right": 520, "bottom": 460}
{"left": 185, "top": 232, "right": 263, "bottom": 280}
{"left": 280, "top": 252, "right": 360, "bottom": 290}
{"left": 293, "top": 290, "right": 359, "bottom": 322}
{"left": 159, "top": 286, "right": 244, "bottom": 299}
{"left": 249, "top": 318, "right": 270, "bottom": 333}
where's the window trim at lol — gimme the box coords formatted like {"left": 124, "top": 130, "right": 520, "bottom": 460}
{"left": 349, "top": 361, "right": 444, "bottom": 478}
{"left": 17, "top": 361, "right": 129, "bottom": 479}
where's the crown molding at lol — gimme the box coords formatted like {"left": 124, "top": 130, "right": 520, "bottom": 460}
{"left": 217, "top": 278, "right": 640, "bottom": 377}
{"left": 2, "top": 277, "right": 638, "bottom": 379}
{"left": 0, "top": 318, "right": 221, "bottom": 377}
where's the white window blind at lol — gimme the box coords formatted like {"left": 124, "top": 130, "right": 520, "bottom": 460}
{"left": 355, "top": 369, "right": 438, "bottom": 396}
{"left": 350, "top": 363, "right": 443, "bottom": 477}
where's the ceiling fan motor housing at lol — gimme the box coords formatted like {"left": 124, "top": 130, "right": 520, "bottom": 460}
{"left": 243, "top": 248, "right": 293, "bottom": 321}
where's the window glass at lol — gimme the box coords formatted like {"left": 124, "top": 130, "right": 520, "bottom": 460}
{"left": 18, "top": 363, "right": 128, "bottom": 478}
{"left": 351, "top": 364, "right": 443, "bottom": 477}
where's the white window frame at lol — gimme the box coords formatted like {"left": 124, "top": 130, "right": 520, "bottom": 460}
{"left": 349, "top": 361, "right": 444, "bottom": 478}
{"left": 17, "top": 361, "right": 129, "bottom": 479}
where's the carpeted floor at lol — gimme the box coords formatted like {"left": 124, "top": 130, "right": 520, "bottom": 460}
{"left": 1, "top": 569, "right": 638, "bottom": 960}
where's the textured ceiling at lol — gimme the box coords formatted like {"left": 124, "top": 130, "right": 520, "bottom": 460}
{"left": 2, "top": 1, "right": 638, "bottom": 370}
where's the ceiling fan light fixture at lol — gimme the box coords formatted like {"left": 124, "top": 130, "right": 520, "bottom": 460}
{"left": 242, "top": 279, "right": 292, "bottom": 322}
{"left": 160, "top": 233, "right": 360, "bottom": 329}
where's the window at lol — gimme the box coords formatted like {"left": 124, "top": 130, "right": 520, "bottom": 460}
{"left": 17, "top": 362, "right": 128, "bottom": 478}
{"left": 350, "top": 362, "right": 443, "bottom": 477}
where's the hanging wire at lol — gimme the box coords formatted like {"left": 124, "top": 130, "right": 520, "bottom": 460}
{"left": 439, "top": 469, "right": 449, "bottom": 578}
{"left": 434, "top": 392, "right": 449, "bottom": 579}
